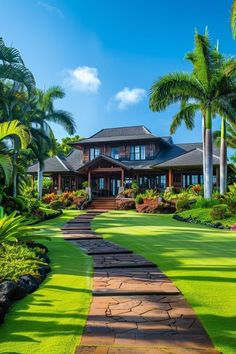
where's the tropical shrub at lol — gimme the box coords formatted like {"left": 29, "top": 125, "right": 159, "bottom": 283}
{"left": 43, "top": 193, "right": 58, "bottom": 204}
{"left": 0, "top": 211, "right": 37, "bottom": 244}
{"left": 135, "top": 194, "right": 144, "bottom": 205}
{"left": 191, "top": 184, "right": 202, "bottom": 195}
{"left": 157, "top": 201, "right": 176, "bottom": 214}
{"left": 49, "top": 200, "right": 64, "bottom": 210}
{"left": 82, "top": 181, "right": 88, "bottom": 188}
{"left": 176, "top": 196, "right": 193, "bottom": 212}
{"left": 143, "top": 189, "right": 158, "bottom": 199}
{"left": 195, "top": 197, "right": 219, "bottom": 209}
{"left": 0, "top": 243, "right": 44, "bottom": 282}
{"left": 223, "top": 184, "right": 236, "bottom": 213}
{"left": 210, "top": 204, "right": 231, "bottom": 220}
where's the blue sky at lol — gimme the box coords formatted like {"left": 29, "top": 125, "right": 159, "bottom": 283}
{"left": 0, "top": 0, "right": 235, "bottom": 142}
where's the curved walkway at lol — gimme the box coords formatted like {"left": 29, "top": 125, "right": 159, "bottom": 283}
{"left": 62, "top": 211, "right": 219, "bottom": 354}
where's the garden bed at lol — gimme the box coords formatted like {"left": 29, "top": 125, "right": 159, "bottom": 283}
{"left": 174, "top": 208, "right": 236, "bottom": 229}
{"left": 0, "top": 242, "right": 50, "bottom": 325}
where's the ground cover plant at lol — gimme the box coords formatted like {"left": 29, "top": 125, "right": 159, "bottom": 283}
{"left": 92, "top": 210, "right": 236, "bottom": 354}
{"left": 0, "top": 210, "right": 92, "bottom": 354}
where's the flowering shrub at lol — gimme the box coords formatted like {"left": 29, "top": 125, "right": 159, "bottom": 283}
{"left": 191, "top": 184, "right": 202, "bottom": 195}
{"left": 43, "top": 193, "right": 58, "bottom": 204}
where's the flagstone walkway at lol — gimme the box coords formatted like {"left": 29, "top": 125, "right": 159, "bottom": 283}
{"left": 62, "top": 211, "right": 219, "bottom": 354}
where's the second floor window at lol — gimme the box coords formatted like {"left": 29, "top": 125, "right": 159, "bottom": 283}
{"left": 111, "top": 147, "right": 119, "bottom": 159}
{"left": 90, "top": 147, "right": 100, "bottom": 160}
{"left": 130, "top": 145, "right": 145, "bottom": 160}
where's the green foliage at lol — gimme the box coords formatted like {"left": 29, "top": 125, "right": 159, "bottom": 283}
{"left": 0, "top": 243, "right": 44, "bottom": 282}
{"left": 0, "top": 211, "right": 38, "bottom": 244}
{"left": 176, "top": 195, "right": 193, "bottom": 212}
{"left": 210, "top": 204, "right": 231, "bottom": 220}
{"left": 135, "top": 194, "right": 144, "bottom": 205}
{"left": 231, "top": 0, "right": 236, "bottom": 38}
{"left": 131, "top": 180, "right": 138, "bottom": 190}
{"left": 223, "top": 184, "right": 236, "bottom": 213}
{"left": 195, "top": 197, "right": 219, "bottom": 209}
{"left": 143, "top": 189, "right": 158, "bottom": 199}
{"left": 56, "top": 135, "right": 82, "bottom": 155}
{"left": 49, "top": 200, "right": 64, "bottom": 210}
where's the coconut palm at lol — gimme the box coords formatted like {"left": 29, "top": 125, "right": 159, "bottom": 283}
{"left": 31, "top": 86, "right": 76, "bottom": 198}
{"left": 150, "top": 30, "right": 236, "bottom": 199}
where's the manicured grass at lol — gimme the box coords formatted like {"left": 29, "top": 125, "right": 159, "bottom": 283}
{"left": 92, "top": 210, "right": 236, "bottom": 354}
{"left": 178, "top": 207, "right": 236, "bottom": 227}
{"left": 0, "top": 210, "right": 92, "bottom": 354}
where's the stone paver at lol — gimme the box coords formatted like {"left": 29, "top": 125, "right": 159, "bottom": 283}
{"left": 62, "top": 212, "right": 219, "bottom": 354}
{"left": 79, "top": 295, "right": 219, "bottom": 352}
{"left": 93, "top": 267, "right": 180, "bottom": 295}
{"left": 70, "top": 239, "right": 132, "bottom": 255}
{"left": 93, "top": 253, "right": 155, "bottom": 269}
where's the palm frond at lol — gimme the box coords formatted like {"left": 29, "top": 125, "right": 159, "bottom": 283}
{"left": 0, "top": 154, "right": 13, "bottom": 185}
{"left": 45, "top": 110, "right": 76, "bottom": 134}
{"left": 170, "top": 102, "right": 199, "bottom": 134}
{"left": 0, "top": 120, "right": 31, "bottom": 149}
{"left": 0, "top": 37, "right": 24, "bottom": 65}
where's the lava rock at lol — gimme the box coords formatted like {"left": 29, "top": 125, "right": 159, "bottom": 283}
{"left": 18, "top": 275, "right": 39, "bottom": 294}
{"left": 38, "top": 265, "right": 51, "bottom": 279}
{"left": 0, "top": 294, "right": 11, "bottom": 311}
{"left": 0, "top": 306, "right": 5, "bottom": 324}
{"left": 36, "top": 252, "right": 50, "bottom": 263}
{"left": 0, "top": 280, "right": 27, "bottom": 301}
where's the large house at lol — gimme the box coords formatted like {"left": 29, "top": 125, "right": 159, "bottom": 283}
{"left": 28, "top": 125, "right": 221, "bottom": 197}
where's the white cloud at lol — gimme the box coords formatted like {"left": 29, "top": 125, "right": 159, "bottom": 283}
{"left": 115, "top": 87, "right": 146, "bottom": 109}
{"left": 37, "top": 2, "right": 64, "bottom": 18}
{"left": 63, "top": 66, "right": 101, "bottom": 93}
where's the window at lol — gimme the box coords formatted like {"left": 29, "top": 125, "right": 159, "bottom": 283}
{"left": 192, "top": 175, "right": 199, "bottom": 185}
{"left": 98, "top": 177, "right": 105, "bottom": 190}
{"left": 130, "top": 145, "right": 146, "bottom": 160}
{"left": 160, "top": 175, "right": 166, "bottom": 190}
{"left": 111, "top": 147, "right": 119, "bottom": 159}
{"left": 89, "top": 147, "right": 100, "bottom": 160}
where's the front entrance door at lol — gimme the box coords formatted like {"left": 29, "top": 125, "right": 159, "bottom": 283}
{"left": 110, "top": 177, "right": 121, "bottom": 196}
{"left": 91, "top": 176, "right": 107, "bottom": 197}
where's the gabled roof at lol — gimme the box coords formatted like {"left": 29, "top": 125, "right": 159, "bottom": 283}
{"left": 27, "top": 149, "right": 84, "bottom": 174}
{"left": 70, "top": 125, "right": 171, "bottom": 145}
{"left": 77, "top": 154, "right": 131, "bottom": 172}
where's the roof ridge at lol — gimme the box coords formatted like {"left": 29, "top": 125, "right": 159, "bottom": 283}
{"left": 55, "top": 155, "right": 70, "bottom": 171}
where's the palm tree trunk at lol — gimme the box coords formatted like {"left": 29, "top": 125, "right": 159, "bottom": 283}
{"left": 205, "top": 107, "right": 213, "bottom": 199}
{"left": 37, "top": 161, "right": 43, "bottom": 199}
{"left": 12, "top": 140, "right": 18, "bottom": 198}
{"left": 202, "top": 113, "right": 206, "bottom": 196}
{"left": 220, "top": 117, "right": 227, "bottom": 195}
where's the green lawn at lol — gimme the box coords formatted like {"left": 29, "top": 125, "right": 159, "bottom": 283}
{"left": 92, "top": 210, "right": 236, "bottom": 354}
{"left": 0, "top": 210, "right": 92, "bottom": 354}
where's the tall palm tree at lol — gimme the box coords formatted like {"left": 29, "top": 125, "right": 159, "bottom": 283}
{"left": 150, "top": 30, "right": 236, "bottom": 199}
{"left": 0, "top": 37, "right": 35, "bottom": 197}
{"left": 231, "top": 0, "right": 236, "bottom": 38}
{"left": 32, "top": 86, "right": 76, "bottom": 198}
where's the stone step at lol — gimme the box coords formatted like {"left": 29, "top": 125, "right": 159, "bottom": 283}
{"left": 93, "top": 267, "right": 180, "bottom": 295}
{"left": 93, "top": 253, "right": 156, "bottom": 269}
{"left": 76, "top": 346, "right": 220, "bottom": 354}
{"left": 70, "top": 239, "right": 132, "bottom": 255}
{"left": 77, "top": 294, "right": 219, "bottom": 352}
{"left": 63, "top": 233, "right": 103, "bottom": 240}
{"left": 61, "top": 225, "right": 91, "bottom": 231}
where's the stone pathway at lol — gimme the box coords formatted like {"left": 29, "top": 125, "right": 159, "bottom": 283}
{"left": 62, "top": 211, "right": 219, "bottom": 354}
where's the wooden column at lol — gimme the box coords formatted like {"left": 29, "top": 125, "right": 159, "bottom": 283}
{"left": 88, "top": 170, "right": 91, "bottom": 188}
{"left": 107, "top": 175, "right": 110, "bottom": 196}
{"left": 58, "top": 173, "right": 62, "bottom": 192}
{"left": 168, "top": 169, "right": 172, "bottom": 187}
{"left": 121, "top": 168, "right": 124, "bottom": 187}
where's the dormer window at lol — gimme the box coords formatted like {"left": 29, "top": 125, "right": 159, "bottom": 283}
{"left": 111, "top": 147, "right": 119, "bottom": 159}
{"left": 130, "top": 145, "right": 146, "bottom": 160}
{"left": 90, "top": 147, "right": 100, "bottom": 160}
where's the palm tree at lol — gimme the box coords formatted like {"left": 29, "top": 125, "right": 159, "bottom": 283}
{"left": 0, "top": 120, "right": 31, "bottom": 187}
{"left": 231, "top": 0, "right": 236, "bottom": 38}
{"left": 0, "top": 37, "right": 35, "bottom": 197}
{"left": 32, "top": 86, "right": 76, "bottom": 198}
{"left": 150, "top": 30, "right": 236, "bottom": 199}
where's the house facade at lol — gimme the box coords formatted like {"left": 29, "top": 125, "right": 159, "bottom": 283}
{"left": 28, "top": 125, "right": 221, "bottom": 196}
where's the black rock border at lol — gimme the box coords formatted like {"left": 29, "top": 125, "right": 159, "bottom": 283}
{"left": 173, "top": 214, "right": 231, "bottom": 229}
{"left": 0, "top": 242, "right": 51, "bottom": 325}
